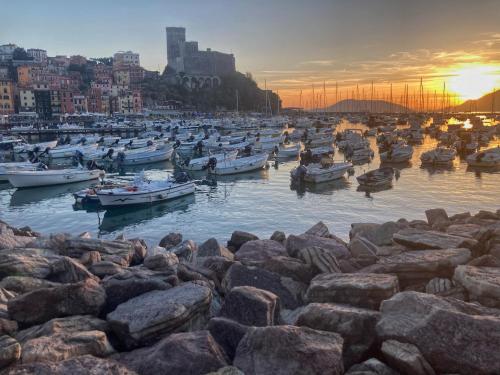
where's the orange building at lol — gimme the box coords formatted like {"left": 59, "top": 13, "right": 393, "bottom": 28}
{"left": 0, "top": 80, "right": 16, "bottom": 114}
{"left": 17, "top": 66, "right": 34, "bottom": 86}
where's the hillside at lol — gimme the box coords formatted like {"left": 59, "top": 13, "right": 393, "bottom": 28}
{"left": 325, "top": 99, "right": 409, "bottom": 113}
{"left": 452, "top": 90, "right": 499, "bottom": 112}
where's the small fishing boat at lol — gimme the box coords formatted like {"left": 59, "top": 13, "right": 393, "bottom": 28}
{"left": 275, "top": 143, "right": 301, "bottom": 158}
{"left": 49, "top": 144, "right": 98, "bottom": 159}
{"left": 380, "top": 143, "right": 414, "bottom": 163}
{"left": 207, "top": 153, "right": 269, "bottom": 175}
{"left": 73, "top": 181, "right": 128, "bottom": 204}
{"left": 116, "top": 144, "right": 174, "bottom": 166}
{"left": 184, "top": 150, "right": 238, "bottom": 171}
{"left": 466, "top": 147, "right": 500, "bottom": 168}
{"left": 291, "top": 162, "right": 352, "bottom": 183}
{"left": 96, "top": 173, "right": 195, "bottom": 207}
{"left": 0, "top": 161, "right": 39, "bottom": 181}
{"left": 420, "top": 147, "right": 457, "bottom": 165}
{"left": 6, "top": 166, "right": 104, "bottom": 188}
{"left": 357, "top": 167, "right": 395, "bottom": 187}
{"left": 13, "top": 140, "right": 58, "bottom": 156}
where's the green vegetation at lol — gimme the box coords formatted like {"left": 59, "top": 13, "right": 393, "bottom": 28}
{"left": 142, "top": 70, "right": 281, "bottom": 112}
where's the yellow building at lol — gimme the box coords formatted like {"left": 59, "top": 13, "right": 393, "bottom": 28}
{"left": 17, "top": 66, "right": 34, "bottom": 87}
{"left": 0, "top": 80, "right": 15, "bottom": 114}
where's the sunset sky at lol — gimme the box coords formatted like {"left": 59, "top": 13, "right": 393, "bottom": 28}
{"left": 2, "top": 0, "right": 500, "bottom": 107}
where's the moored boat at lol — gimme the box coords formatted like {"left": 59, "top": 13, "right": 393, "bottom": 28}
{"left": 291, "top": 161, "right": 352, "bottom": 183}
{"left": 420, "top": 147, "right": 457, "bottom": 165}
{"left": 207, "top": 153, "right": 269, "bottom": 175}
{"left": 6, "top": 167, "right": 104, "bottom": 188}
{"left": 466, "top": 147, "right": 500, "bottom": 168}
{"left": 357, "top": 167, "right": 395, "bottom": 187}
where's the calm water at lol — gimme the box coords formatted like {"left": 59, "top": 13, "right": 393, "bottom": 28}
{"left": 1, "top": 122, "right": 499, "bottom": 245}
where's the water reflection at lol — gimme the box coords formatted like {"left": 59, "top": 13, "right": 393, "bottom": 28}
{"left": 291, "top": 177, "right": 351, "bottom": 197}
{"left": 10, "top": 180, "right": 94, "bottom": 207}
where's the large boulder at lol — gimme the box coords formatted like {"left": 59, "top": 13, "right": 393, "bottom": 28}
{"left": 222, "top": 263, "right": 306, "bottom": 309}
{"left": 304, "top": 221, "right": 330, "bottom": 237}
{"left": 0, "top": 251, "right": 52, "bottom": 279}
{"left": 286, "top": 234, "right": 350, "bottom": 259}
{"left": 107, "top": 282, "right": 212, "bottom": 349}
{"left": 49, "top": 256, "right": 98, "bottom": 283}
{"left": 234, "top": 240, "right": 287, "bottom": 262}
{"left": 143, "top": 252, "right": 179, "bottom": 272}
{"left": 89, "top": 261, "right": 125, "bottom": 278}
{"left": 393, "top": 228, "right": 477, "bottom": 250}
{"left": 454, "top": 265, "right": 500, "bottom": 307}
{"left": 346, "top": 358, "right": 399, "bottom": 375}
{"left": 207, "top": 317, "right": 249, "bottom": 361}
{"left": 199, "top": 238, "right": 234, "bottom": 260}
{"left": 297, "top": 246, "right": 342, "bottom": 273}
{"left": 0, "top": 335, "right": 21, "bottom": 370}
{"left": 115, "top": 330, "right": 227, "bottom": 375}
{"left": 159, "top": 232, "right": 182, "bottom": 249}
{"left": 425, "top": 208, "right": 449, "bottom": 227}
{"left": 220, "top": 286, "right": 280, "bottom": 326}
{"left": 306, "top": 273, "right": 399, "bottom": 309}
{"left": 169, "top": 240, "right": 198, "bottom": 262}
{"left": 359, "top": 248, "right": 471, "bottom": 287}
{"left": 234, "top": 325, "right": 344, "bottom": 375}
{"left": 350, "top": 222, "right": 401, "bottom": 246}
{"left": 3, "top": 355, "right": 137, "bottom": 374}
{"left": 227, "top": 231, "right": 259, "bottom": 252}
{"left": 8, "top": 279, "right": 106, "bottom": 325}
{"left": 243, "top": 255, "right": 313, "bottom": 284}
{"left": 381, "top": 339, "right": 435, "bottom": 375}
{"left": 0, "top": 224, "right": 35, "bottom": 250}
{"left": 296, "top": 303, "right": 380, "bottom": 367}
{"left": 376, "top": 291, "right": 500, "bottom": 374}
{"left": 0, "top": 276, "right": 61, "bottom": 294}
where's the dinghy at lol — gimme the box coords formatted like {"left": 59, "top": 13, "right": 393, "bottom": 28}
{"left": 6, "top": 166, "right": 104, "bottom": 188}
{"left": 420, "top": 147, "right": 457, "bottom": 165}
{"left": 380, "top": 143, "right": 414, "bottom": 163}
{"left": 184, "top": 151, "right": 238, "bottom": 171}
{"left": 207, "top": 153, "right": 269, "bottom": 175}
{"left": 0, "top": 162, "right": 39, "bottom": 181}
{"left": 96, "top": 173, "right": 195, "bottom": 207}
{"left": 116, "top": 144, "right": 174, "bottom": 166}
{"left": 466, "top": 147, "right": 500, "bottom": 168}
{"left": 275, "top": 143, "right": 301, "bottom": 158}
{"left": 291, "top": 162, "right": 352, "bottom": 183}
{"left": 357, "top": 167, "right": 395, "bottom": 187}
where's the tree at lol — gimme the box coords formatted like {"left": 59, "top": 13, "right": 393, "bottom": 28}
{"left": 12, "top": 48, "right": 33, "bottom": 61}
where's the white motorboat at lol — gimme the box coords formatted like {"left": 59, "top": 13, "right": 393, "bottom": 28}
{"left": 380, "top": 144, "right": 414, "bottom": 163}
{"left": 466, "top": 147, "right": 500, "bottom": 168}
{"left": 13, "top": 140, "right": 58, "bottom": 155}
{"left": 357, "top": 167, "right": 395, "bottom": 187}
{"left": 207, "top": 153, "right": 269, "bottom": 175}
{"left": 48, "top": 144, "right": 98, "bottom": 159}
{"left": 420, "top": 147, "right": 457, "bottom": 165}
{"left": 309, "top": 146, "right": 335, "bottom": 156}
{"left": 96, "top": 174, "right": 195, "bottom": 207}
{"left": 116, "top": 144, "right": 174, "bottom": 166}
{"left": 185, "top": 151, "right": 238, "bottom": 171}
{"left": 6, "top": 167, "right": 104, "bottom": 188}
{"left": 275, "top": 143, "right": 301, "bottom": 158}
{"left": 291, "top": 162, "right": 352, "bottom": 183}
{"left": 0, "top": 161, "right": 38, "bottom": 181}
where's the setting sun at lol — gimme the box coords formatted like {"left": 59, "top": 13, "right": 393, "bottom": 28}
{"left": 446, "top": 64, "right": 500, "bottom": 101}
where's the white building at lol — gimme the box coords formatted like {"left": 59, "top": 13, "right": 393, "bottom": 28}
{"left": 0, "top": 43, "right": 18, "bottom": 62}
{"left": 19, "top": 89, "right": 36, "bottom": 111}
{"left": 113, "top": 51, "right": 140, "bottom": 67}
{"left": 27, "top": 48, "right": 47, "bottom": 63}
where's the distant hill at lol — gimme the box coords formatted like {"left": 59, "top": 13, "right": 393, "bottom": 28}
{"left": 325, "top": 99, "right": 409, "bottom": 113}
{"left": 452, "top": 90, "right": 500, "bottom": 112}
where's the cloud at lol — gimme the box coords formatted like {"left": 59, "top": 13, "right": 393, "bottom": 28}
{"left": 299, "top": 60, "right": 335, "bottom": 66}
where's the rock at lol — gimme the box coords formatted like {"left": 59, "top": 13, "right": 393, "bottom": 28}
{"left": 0, "top": 276, "right": 61, "bottom": 294}
{"left": 350, "top": 222, "right": 401, "bottom": 246}
{"left": 8, "top": 279, "right": 106, "bottom": 325}
{"left": 107, "top": 282, "right": 212, "bottom": 349}
{"left": 3, "top": 355, "right": 137, "bottom": 374}
{"left": 346, "top": 358, "right": 399, "bottom": 375}
{"left": 0, "top": 224, "right": 35, "bottom": 250}
{"left": 475, "top": 210, "right": 499, "bottom": 220}
{"left": 454, "top": 265, "right": 500, "bottom": 307}
{"left": 0, "top": 335, "right": 21, "bottom": 369}
{"left": 408, "top": 220, "right": 431, "bottom": 230}
{"left": 79, "top": 231, "right": 92, "bottom": 239}
{"left": 115, "top": 331, "right": 227, "bottom": 375}
{"left": 376, "top": 291, "right": 500, "bottom": 374}
{"left": 0, "top": 251, "right": 52, "bottom": 279}
{"left": 359, "top": 248, "right": 471, "bottom": 287}
{"left": 16, "top": 315, "right": 109, "bottom": 343}
{"left": 425, "top": 208, "right": 449, "bottom": 227}
{"left": 349, "top": 236, "right": 379, "bottom": 260}
{"left": 393, "top": 228, "right": 477, "bottom": 250}
{"left": 199, "top": 238, "right": 234, "bottom": 260}
{"left": 381, "top": 339, "right": 435, "bottom": 375}
{"left": 304, "top": 221, "right": 330, "bottom": 237}
{"left": 286, "top": 234, "right": 350, "bottom": 259}
{"left": 159, "top": 232, "right": 182, "bottom": 249}
{"left": 222, "top": 263, "right": 305, "bottom": 309}
{"left": 424, "top": 277, "right": 452, "bottom": 294}
{"left": 49, "top": 256, "right": 98, "bottom": 283}
{"left": 80, "top": 251, "right": 102, "bottom": 267}
{"left": 0, "top": 318, "right": 18, "bottom": 336}
{"left": 245, "top": 255, "right": 313, "bottom": 284}
{"left": 0, "top": 288, "right": 15, "bottom": 304}
{"left": 297, "top": 246, "right": 342, "bottom": 273}
{"left": 129, "top": 238, "right": 147, "bottom": 265}
{"left": 206, "top": 366, "right": 244, "bottom": 375}
{"left": 89, "top": 261, "right": 124, "bottom": 278}
{"left": 227, "top": 231, "right": 259, "bottom": 251}
{"left": 199, "top": 256, "right": 235, "bottom": 282}
{"left": 306, "top": 272, "right": 399, "bottom": 309}
{"left": 207, "top": 317, "right": 249, "bottom": 361}
{"left": 469, "top": 254, "right": 500, "bottom": 267}
{"left": 235, "top": 240, "right": 287, "bottom": 262}
{"left": 296, "top": 303, "right": 380, "bottom": 367}
{"left": 102, "top": 273, "right": 171, "bottom": 314}
{"left": 270, "top": 231, "right": 286, "bottom": 244}
{"left": 446, "top": 223, "right": 490, "bottom": 241}
{"left": 220, "top": 286, "right": 280, "bottom": 326}
{"left": 234, "top": 325, "right": 344, "bottom": 375}
{"left": 450, "top": 211, "right": 471, "bottom": 222}
{"left": 169, "top": 240, "right": 197, "bottom": 262}
{"left": 143, "top": 252, "right": 179, "bottom": 272}
{"left": 21, "top": 330, "right": 115, "bottom": 363}
{"left": 177, "top": 263, "right": 219, "bottom": 290}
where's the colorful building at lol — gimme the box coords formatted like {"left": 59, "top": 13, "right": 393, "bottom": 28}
{"left": 19, "top": 89, "right": 36, "bottom": 112}
{"left": 0, "top": 80, "right": 15, "bottom": 114}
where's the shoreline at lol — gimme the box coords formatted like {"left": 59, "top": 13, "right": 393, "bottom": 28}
{"left": 0, "top": 207, "right": 499, "bottom": 374}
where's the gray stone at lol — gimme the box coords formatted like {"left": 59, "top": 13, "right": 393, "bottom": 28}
{"left": 199, "top": 238, "right": 234, "bottom": 260}
{"left": 234, "top": 325, "right": 344, "bottom": 375}
{"left": 114, "top": 330, "right": 227, "bottom": 375}
{"left": 346, "top": 358, "right": 399, "bottom": 375}
{"left": 244, "top": 255, "right": 314, "bottom": 284}
{"left": 349, "top": 236, "right": 379, "bottom": 259}
{"left": 235, "top": 240, "right": 287, "bottom": 262}
{"left": 8, "top": 279, "right": 106, "bottom": 325}
{"left": 393, "top": 228, "right": 477, "bottom": 250}
{"left": 297, "top": 246, "right": 342, "bottom": 273}
{"left": 0, "top": 318, "right": 18, "bottom": 336}
{"left": 0, "top": 251, "right": 52, "bottom": 279}
{"left": 107, "top": 282, "right": 212, "bottom": 349}
{"left": 170, "top": 240, "right": 198, "bottom": 262}
{"left": 207, "top": 317, "right": 249, "bottom": 361}
{"left": 270, "top": 231, "right": 286, "bottom": 244}
{"left": 350, "top": 222, "right": 401, "bottom": 246}
{"left": 304, "top": 221, "right": 330, "bottom": 237}
{"left": 0, "top": 276, "right": 61, "bottom": 294}
{"left": 80, "top": 251, "right": 102, "bottom": 267}
{"left": 143, "top": 252, "right": 179, "bottom": 271}
{"left": 198, "top": 256, "right": 235, "bottom": 282}
{"left": 0, "top": 224, "right": 35, "bottom": 250}
{"left": 286, "top": 234, "right": 350, "bottom": 259}
{"left": 296, "top": 303, "right": 380, "bottom": 367}
{"left": 206, "top": 366, "right": 244, "bottom": 375}
{"left": 454, "top": 265, "right": 500, "bottom": 307}
{"left": 425, "top": 208, "right": 449, "bottom": 226}
{"left": 306, "top": 272, "right": 399, "bottom": 309}
{"left": 49, "top": 256, "right": 98, "bottom": 283}
{"left": 89, "top": 261, "right": 124, "bottom": 278}
{"left": 0, "top": 335, "right": 21, "bottom": 369}
{"left": 227, "top": 231, "right": 259, "bottom": 251}
{"left": 220, "top": 286, "right": 280, "bottom": 326}
{"left": 376, "top": 291, "right": 500, "bottom": 374}
{"left": 381, "top": 339, "right": 435, "bottom": 375}
{"left": 159, "top": 232, "right": 183, "bottom": 249}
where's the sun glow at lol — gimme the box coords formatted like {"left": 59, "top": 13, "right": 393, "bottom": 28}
{"left": 446, "top": 64, "right": 500, "bottom": 101}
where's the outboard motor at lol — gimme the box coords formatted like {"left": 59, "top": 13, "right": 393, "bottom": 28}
{"left": 194, "top": 140, "right": 203, "bottom": 154}
{"left": 28, "top": 150, "right": 39, "bottom": 163}
{"left": 173, "top": 171, "right": 189, "bottom": 183}
{"left": 173, "top": 139, "right": 181, "bottom": 149}
{"left": 97, "top": 137, "right": 105, "bottom": 145}
{"left": 147, "top": 140, "right": 154, "bottom": 147}
{"left": 116, "top": 151, "right": 126, "bottom": 164}
{"left": 206, "top": 157, "right": 217, "bottom": 171}
{"left": 291, "top": 165, "right": 307, "bottom": 181}
{"left": 103, "top": 148, "right": 114, "bottom": 160}
{"left": 243, "top": 145, "right": 252, "bottom": 156}
{"left": 73, "top": 150, "right": 84, "bottom": 166}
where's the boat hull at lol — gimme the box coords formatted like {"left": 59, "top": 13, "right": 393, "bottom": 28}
{"left": 7, "top": 169, "right": 103, "bottom": 188}
{"left": 209, "top": 154, "right": 268, "bottom": 175}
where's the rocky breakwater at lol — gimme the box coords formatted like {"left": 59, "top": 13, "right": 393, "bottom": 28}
{"left": 0, "top": 208, "right": 498, "bottom": 374}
